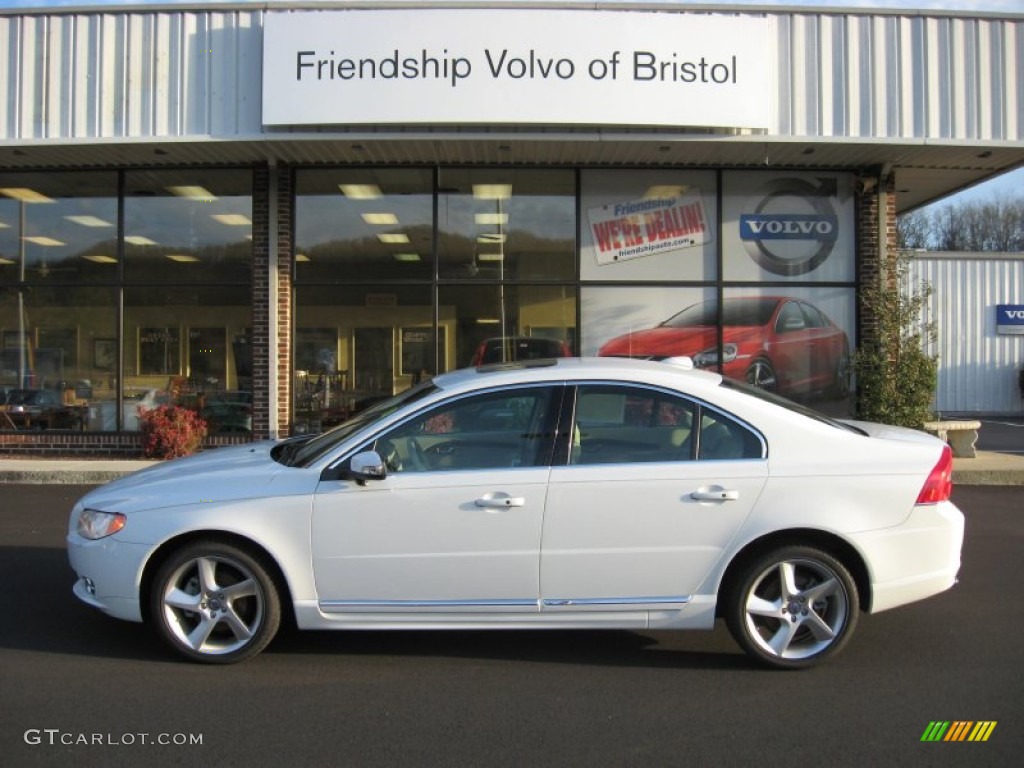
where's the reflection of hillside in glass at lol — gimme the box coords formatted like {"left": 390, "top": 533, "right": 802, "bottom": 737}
{"left": 0, "top": 238, "right": 253, "bottom": 284}
{"left": 297, "top": 225, "right": 574, "bottom": 282}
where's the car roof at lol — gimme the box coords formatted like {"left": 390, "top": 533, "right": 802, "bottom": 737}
{"left": 432, "top": 356, "right": 723, "bottom": 394}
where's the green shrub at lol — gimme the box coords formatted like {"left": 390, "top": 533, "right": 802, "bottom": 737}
{"left": 854, "top": 252, "right": 938, "bottom": 429}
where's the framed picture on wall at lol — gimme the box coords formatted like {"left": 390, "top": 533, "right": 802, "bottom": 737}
{"left": 400, "top": 327, "right": 446, "bottom": 377}
{"left": 93, "top": 338, "right": 116, "bottom": 371}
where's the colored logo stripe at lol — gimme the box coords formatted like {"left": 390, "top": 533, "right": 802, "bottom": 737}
{"left": 921, "top": 721, "right": 997, "bottom": 742}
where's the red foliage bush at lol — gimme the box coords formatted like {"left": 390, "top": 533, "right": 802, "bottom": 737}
{"left": 139, "top": 405, "right": 208, "bottom": 459}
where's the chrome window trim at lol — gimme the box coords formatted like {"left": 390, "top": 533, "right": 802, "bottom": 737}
{"left": 320, "top": 598, "right": 537, "bottom": 613}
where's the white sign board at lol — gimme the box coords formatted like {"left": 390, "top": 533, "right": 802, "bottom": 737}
{"left": 262, "top": 10, "right": 771, "bottom": 129}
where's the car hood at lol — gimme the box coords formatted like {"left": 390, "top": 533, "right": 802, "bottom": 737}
{"left": 78, "top": 441, "right": 298, "bottom": 514}
{"left": 599, "top": 326, "right": 717, "bottom": 357}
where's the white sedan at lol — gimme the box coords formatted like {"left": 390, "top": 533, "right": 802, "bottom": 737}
{"left": 67, "top": 357, "right": 964, "bottom": 668}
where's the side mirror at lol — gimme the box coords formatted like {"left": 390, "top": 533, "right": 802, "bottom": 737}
{"left": 349, "top": 450, "right": 387, "bottom": 484}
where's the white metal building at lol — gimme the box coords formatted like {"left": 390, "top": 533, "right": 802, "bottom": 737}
{"left": 910, "top": 251, "right": 1024, "bottom": 415}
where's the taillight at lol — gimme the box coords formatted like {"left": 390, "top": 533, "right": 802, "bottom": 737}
{"left": 916, "top": 444, "right": 953, "bottom": 504}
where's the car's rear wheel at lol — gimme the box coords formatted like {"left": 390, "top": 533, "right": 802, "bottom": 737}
{"left": 150, "top": 540, "right": 281, "bottom": 664}
{"left": 725, "top": 546, "right": 858, "bottom": 669}
{"left": 745, "top": 358, "right": 777, "bottom": 392}
{"left": 831, "top": 349, "right": 852, "bottom": 398}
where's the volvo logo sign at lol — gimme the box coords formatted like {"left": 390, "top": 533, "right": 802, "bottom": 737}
{"left": 739, "top": 177, "right": 840, "bottom": 276}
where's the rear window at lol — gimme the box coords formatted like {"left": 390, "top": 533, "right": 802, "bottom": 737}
{"left": 720, "top": 378, "right": 864, "bottom": 434}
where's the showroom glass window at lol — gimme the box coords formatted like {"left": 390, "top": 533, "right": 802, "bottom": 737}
{"left": 122, "top": 169, "right": 253, "bottom": 433}
{"left": 0, "top": 172, "right": 119, "bottom": 432}
{"left": 295, "top": 170, "right": 435, "bottom": 432}
{"left": 294, "top": 167, "right": 577, "bottom": 431}
{"left": 0, "top": 168, "right": 253, "bottom": 434}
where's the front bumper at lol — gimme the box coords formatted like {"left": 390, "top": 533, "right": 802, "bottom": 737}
{"left": 848, "top": 500, "right": 965, "bottom": 614}
{"left": 66, "top": 533, "right": 151, "bottom": 623}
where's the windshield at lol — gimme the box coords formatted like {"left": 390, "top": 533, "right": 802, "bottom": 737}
{"left": 719, "top": 378, "right": 864, "bottom": 434}
{"left": 281, "top": 381, "right": 439, "bottom": 468}
{"left": 662, "top": 298, "right": 779, "bottom": 328}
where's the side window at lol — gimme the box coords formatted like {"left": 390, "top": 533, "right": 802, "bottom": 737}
{"left": 697, "top": 409, "right": 764, "bottom": 460}
{"left": 570, "top": 385, "right": 696, "bottom": 465}
{"left": 776, "top": 301, "right": 806, "bottom": 334}
{"left": 799, "top": 302, "right": 827, "bottom": 329}
{"left": 368, "top": 386, "right": 558, "bottom": 473}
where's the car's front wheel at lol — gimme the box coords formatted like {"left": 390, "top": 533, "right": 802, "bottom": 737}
{"left": 725, "top": 546, "right": 858, "bottom": 669}
{"left": 150, "top": 540, "right": 281, "bottom": 664}
{"left": 745, "top": 357, "right": 777, "bottom": 392}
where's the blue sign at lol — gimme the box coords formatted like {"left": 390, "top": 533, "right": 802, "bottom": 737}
{"left": 996, "top": 304, "right": 1024, "bottom": 335}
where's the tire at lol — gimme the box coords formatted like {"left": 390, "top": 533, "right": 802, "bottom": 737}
{"left": 725, "top": 545, "right": 858, "bottom": 669}
{"left": 746, "top": 357, "right": 777, "bottom": 392}
{"left": 150, "top": 540, "right": 281, "bottom": 664}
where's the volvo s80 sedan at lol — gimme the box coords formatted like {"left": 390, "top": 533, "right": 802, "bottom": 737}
{"left": 67, "top": 357, "right": 962, "bottom": 668}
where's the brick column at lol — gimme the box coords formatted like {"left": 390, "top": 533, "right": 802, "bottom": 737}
{"left": 251, "top": 166, "right": 272, "bottom": 440}
{"left": 275, "top": 169, "right": 294, "bottom": 436}
{"left": 855, "top": 169, "right": 897, "bottom": 348}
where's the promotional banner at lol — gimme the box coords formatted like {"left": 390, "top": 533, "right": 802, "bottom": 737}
{"left": 587, "top": 192, "right": 710, "bottom": 266}
{"left": 263, "top": 10, "right": 771, "bottom": 129}
{"left": 580, "top": 169, "right": 717, "bottom": 281}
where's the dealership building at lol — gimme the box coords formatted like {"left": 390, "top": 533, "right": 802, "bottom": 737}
{"left": 0, "top": 0, "right": 1021, "bottom": 453}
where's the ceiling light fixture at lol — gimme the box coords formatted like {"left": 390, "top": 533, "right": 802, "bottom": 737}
{"left": 23, "top": 236, "right": 65, "bottom": 246}
{"left": 475, "top": 213, "right": 509, "bottom": 225}
{"left": 340, "top": 184, "right": 383, "bottom": 199}
{"left": 125, "top": 236, "right": 158, "bottom": 246}
{"left": 211, "top": 214, "right": 252, "bottom": 226}
{"left": 65, "top": 215, "right": 113, "bottom": 227}
{"left": 166, "top": 186, "right": 218, "bottom": 201}
{"left": 0, "top": 188, "right": 55, "bottom": 203}
{"left": 378, "top": 233, "right": 410, "bottom": 244}
{"left": 166, "top": 254, "right": 200, "bottom": 263}
{"left": 472, "top": 184, "right": 512, "bottom": 200}
{"left": 362, "top": 213, "right": 399, "bottom": 225}
{"left": 84, "top": 255, "right": 118, "bottom": 263}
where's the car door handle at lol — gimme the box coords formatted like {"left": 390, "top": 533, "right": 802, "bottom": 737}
{"left": 475, "top": 493, "right": 525, "bottom": 509}
{"left": 690, "top": 489, "right": 739, "bottom": 501}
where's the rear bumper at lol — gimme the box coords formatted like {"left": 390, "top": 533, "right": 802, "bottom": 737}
{"left": 847, "top": 500, "right": 965, "bottom": 614}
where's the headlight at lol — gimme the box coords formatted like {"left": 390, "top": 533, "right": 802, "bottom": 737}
{"left": 77, "top": 509, "right": 127, "bottom": 540}
{"left": 693, "top": 343, "right": 738, "bottom": 367}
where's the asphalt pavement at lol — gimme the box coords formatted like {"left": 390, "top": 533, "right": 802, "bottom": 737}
{"left": 1, "top": 483, "right": 1020, "bottom": 767}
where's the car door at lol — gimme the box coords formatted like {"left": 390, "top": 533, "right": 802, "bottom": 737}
{"left": 540, "top": 384, "right": 767, "bottom": 615}
{"left": 770, "top": 300, "right": 815, "bottom": 393}
{"left": 311, "top": 384, "right": 562, "bottom": 615}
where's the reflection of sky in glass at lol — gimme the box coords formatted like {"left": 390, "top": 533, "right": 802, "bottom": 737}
{"left": 2, "top": 196, "right": 118, "bottom": 269}
{"left": 296, "top": 194, "right": 432, "bottom": 253}
{"left": 0, "top": 170, "right": 253, "bottom": 275}
{"left": 125, "top": 195, "right": 252, "bottom": 251}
